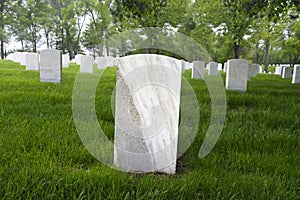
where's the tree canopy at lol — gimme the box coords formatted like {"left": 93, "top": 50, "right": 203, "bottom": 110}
{"left": 0, "top": 0, "right": 299, "bottom": 67}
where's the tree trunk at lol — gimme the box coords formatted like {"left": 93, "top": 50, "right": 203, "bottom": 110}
{"left": 106, "top": 38, "right": 109, "bottom": 56}
{"left": 46, "top": 32, "right": 50, "bottom": 49}
{"left": 264, "top": 38, "right": 270, "bottom": 73}
{"left": 66, "top": 28, "right": 74, "bottom": 59}
{"left": 0, "top": 0, "right": 4, "bottom": 59}
{"left": 234, "top": 42, "right": 241, "bottom": 59}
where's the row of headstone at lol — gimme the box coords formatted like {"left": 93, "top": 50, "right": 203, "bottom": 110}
{"left": 7, "top": 51, "right": 70, "bottom": 71}
{"left": 192, "top": 59, "right": 257, "bottom": 91}
{"left": 274, "top": 65, "right": 300, "bottom": 84}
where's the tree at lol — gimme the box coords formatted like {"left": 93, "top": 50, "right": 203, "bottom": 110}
{"left": 281, "top": 19, "right": 300, "bottom": 66}
{"left": 82, "top": 0, "right": 113, "bottom": 56}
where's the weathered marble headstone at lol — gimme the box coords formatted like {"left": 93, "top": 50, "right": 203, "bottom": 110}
{"left": 248, "top": 63, "right": 260, "bottom": 80}
{"left": 192, "top": 61, "right": 205, "bottom": 79}
{"left": 226, "top": 59, "right": 248, "bottom": 91}
{"left": 282, "top": 67, "right": 293, "bottom": 79}
{"left": 207, "top": 62, "right": 218, "bottom": 75}
{"left": 114, "top": 54, "right": 182, "bottom": 174}
{"left": 40, "top": 49, "right": 62, "bottom": 83}
{"left": 292, "top": 65, "right": 300, "bottom": 84}
{"left": 80, "top": 55, "right": 94, "bottom": 73}
{"left": 62, "top": 54, "right": 70, "bottom": 68}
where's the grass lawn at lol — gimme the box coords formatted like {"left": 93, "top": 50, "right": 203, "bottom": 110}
{"left": 0, "top": 60, "right": 299, "bottom": 199}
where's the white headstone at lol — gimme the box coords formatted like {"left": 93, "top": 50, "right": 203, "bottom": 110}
{"left": 80, "top": 55, "right": 94, "bottom": 73}
{"left": 282, "top": 67, "right": 293, "bottom": 79}
{"left": 14, "top": 52, "right": 27, "bottom": 66}
{"left": 114, "top": 54, "right": 182, "bottom": 174}
{"left": 248, "top": 63, "right": 260, "bottom": 80}
{"left": 40, "top": 49, "right": 62, "bottom": 83}
{"left": 192, "top": 61, "right": 205, "bottom": 79}
{"left": 25, "top": 53, "right": 39, "bottom": 70}
{"left": 223, "top": 62, "right": 227, "bottom": 72}
{"left": 259, "top": 66, "right": 263, "bottom": 73}
{"left": 275, "top": 67, "right": 282, "bottom": 75}
{"left": 217, "top": 63, "right": 223, "bottom": 71}
{"left": 226, "top": 59, "right": 248, "bottom": 91}
{"left": 292, "top": 66, "right": 300, "bottom": 84}
{"left": 105, "top": 56, "right": 116, "bottom": 67}
{"left": 207, "top": 62, "right": 218, "bottom": 75}
{"left": 62, "top": 54, "right": 70, "bottom": 68}
{"left": 74, "top": 54, "right": 84, "bottom": 65}
{"left": 95, "top": 57, "right": 106, "bottom": 69}
{"left": 181, "top": 60, "right": 185, "bottom": 74}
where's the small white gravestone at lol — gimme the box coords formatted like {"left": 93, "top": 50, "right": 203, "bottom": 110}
{"left": 25, "top": 53, "right": 39, "bottom": 70}
{"left": 189, "top": 62, "right": 194, "bottom": 69}
{"left": 114, "top": 54, "right": 182, "bottom": 174}
{"left": 105, "top": 56, "right": 116, "bottom": 67}
{"left": 248, "top": 63, "right": 260, "bottom": 80}
{"left": 282, "top": 67, "right": 293, "bottom": 79}
{"left": 217, "top": 63, "right": 223, "bottom": 71}
{"left": 207, "top": 62, "right": 218, "bottom": 75}
{"left": 14, "top": 52, "right": 27, "bottom": 66}
{"left": 226, "top": 59, "right": 248, "bottom": 91}
{"left": 275, "top": 67, "right": 282, "bottom": 75}
{"left": 80, "top": 55, "right": 94, "bottom": 73}
{"left": 292, "top": 66, "right": 300, "bottom": 84}
{"left": 95, "top": 57, "right": 106, "bottom": 69}
{"left": 259, "top": 66, "right": 263, "bottom": 73}
{"left": 181, "top": 60, "right": 185, "bottom": 74}
{"left": 74, "top": 54, "right": 84, "bottom": 65}
{"left": 40, "top": 49, "right": 62, "bottom": 83}
{"left": 6, "top": 52, "right": 17, "bottom": 62}
{"left": 223, "top": 62, "right": 227, "bottom": 72}
{"left": 62, "top": 54, "right": 70, "bottom": 68}
{"left": 192, "top": 61, "right": 205, "bottom": 79}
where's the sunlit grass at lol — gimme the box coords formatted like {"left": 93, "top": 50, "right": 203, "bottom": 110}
{"left": 0, "top": 60, "right": 299, "bottom": 199}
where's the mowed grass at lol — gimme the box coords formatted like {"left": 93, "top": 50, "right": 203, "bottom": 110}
{"left": 0, "top": 59, "right": 299, "bottom": 199}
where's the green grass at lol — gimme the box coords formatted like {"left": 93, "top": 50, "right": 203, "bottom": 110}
{"left": 0, "top": 60, "right": 299, "bottom": 199}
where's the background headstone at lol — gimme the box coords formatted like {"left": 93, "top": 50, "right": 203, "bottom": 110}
{"left": 292, "top": 65, "right": 300, "bottom": 84}
{"left": 25, "top": 53, "right": 39, "bottom": 70}
{"left": 282, "top": 67, "right": 293, "bottom": 79}
{"left": 217, "top": 63, "right": 223, "bottom": 71}
{"left": 226, "top": 59, "right": 248, "bottom": 91}
{"left": 248, "top": 63, "right": 260, "bottom": 80}
{"left": 114, "top": 54, "right": 182, "bottom": 174}
{"left": 95, "top": 57, "right": 106, "bottom": 69}
{"left": 223, "top": 62, "right": 227, "bottom": 72}
{"left": 192, "top": 61, "right": 205, "bottom": 79}
{"left": 105, "top": 56, "right": 116, "bottom": 67}
{"left": 74, "top": 54, "right": 84, "bottom": 65}
{"left": 40, "top": 49, "right": 62, "bottom": 83}
{"left": 181, "top": 60, "right": 185, "bottom": 74}
{"left": 62, "top": 54, "right": 70, "bottom": 68}
{"left": 80, "top": 55, "right": 94, "bottom": 73}
{"left": 207, "top": 62, "right": 218, "bottom": 75}
{"left": 275, "top": 67, "right": 282, "bottom": 75}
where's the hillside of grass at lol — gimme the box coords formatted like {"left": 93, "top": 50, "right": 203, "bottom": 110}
{"left": 0, "top": 60, "right": 299, "bottom": 199}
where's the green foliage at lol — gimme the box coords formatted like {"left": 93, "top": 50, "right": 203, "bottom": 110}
{"left": 0, "top": 60, "right": 299, "bottom": 199}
